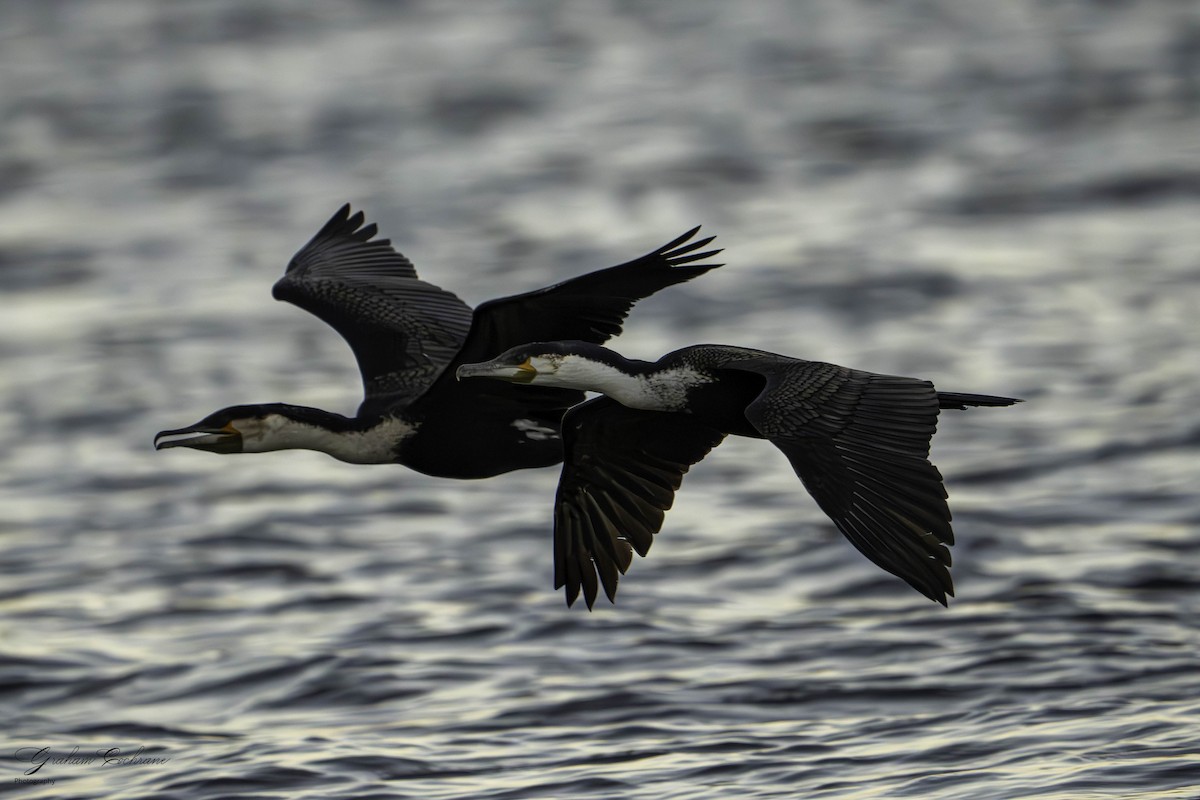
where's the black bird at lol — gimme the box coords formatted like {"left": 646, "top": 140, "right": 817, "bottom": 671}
{"left": 154, "top": 206, "right": 721, "bottom": 478}
{"left": 457, "top": 341, "right": 1020, "bottom": 607}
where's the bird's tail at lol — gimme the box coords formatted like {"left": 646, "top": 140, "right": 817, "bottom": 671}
{"left": 937, "top": 392, "right": 1022, "bottom": 410}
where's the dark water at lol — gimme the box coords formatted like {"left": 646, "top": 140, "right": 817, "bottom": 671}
{"left": 3, "top": 2, "right": 1199, "bottom": 798}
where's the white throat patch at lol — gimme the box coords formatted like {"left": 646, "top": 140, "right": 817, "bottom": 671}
{"left": 240, "top": 415, "right": 417, "bottom": 464}
{"left": 539, "top": 357, "right": 712, "bottom": 412}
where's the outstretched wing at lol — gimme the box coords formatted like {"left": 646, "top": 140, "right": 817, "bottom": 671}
{"left": 553, "top": 397, "right": 726, "bottom": 609}
{"left": 738, "top": 360, "right": 956, "bottom": 604}
{"left": 272, "top": 205, "right": 475, "bottom": 413}
{"left": 454, "top": 226, "right": 722, "bottom": 368}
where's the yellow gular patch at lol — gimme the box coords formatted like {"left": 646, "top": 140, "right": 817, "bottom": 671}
{"left": 514, "top": 358, "right": 537, "bottom": 383}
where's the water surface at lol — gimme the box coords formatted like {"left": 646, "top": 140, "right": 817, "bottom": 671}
{"left": 2, "top": 2, "right": 1199, "bottom": 798}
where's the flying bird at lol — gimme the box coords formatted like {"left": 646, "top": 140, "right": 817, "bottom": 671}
{"left": 155, "top": 206, "right": 721, "bottom": 478}
{"left": 457, "top": 340, "right": 1020, "bottom": 606}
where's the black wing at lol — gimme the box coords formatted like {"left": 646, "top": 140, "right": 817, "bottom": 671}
{"left": 738, "top": 360, "right": 957, "bottom": 605}
{"left": 272, "top": 205, "right": 475, "bottom": 412}
{"left": 553, "top": 397, "right": 726, "bottom": 609}
{"left": 453, "top": 226, "right": 722, "bottom": 368}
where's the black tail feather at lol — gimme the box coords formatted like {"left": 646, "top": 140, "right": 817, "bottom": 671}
{"left": 937, "top": 392, "right": 1022, "bottom": 410}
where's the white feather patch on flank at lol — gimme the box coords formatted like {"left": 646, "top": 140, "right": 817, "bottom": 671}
{"left": 512, "top": 418, "right": 558, "bottom": 441}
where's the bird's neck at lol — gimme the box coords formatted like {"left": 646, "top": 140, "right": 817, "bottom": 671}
{"left": 560, "top": 357, "right": 710, "bottom": 412}
{"left": 241, "top": 407, "right": 416, "bottom": 464}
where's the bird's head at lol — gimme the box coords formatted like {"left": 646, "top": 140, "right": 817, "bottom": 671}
{"left": 455, "top": 341, "right": 628, "bottom": 390}
{"left": 154, "top": 404, "right": 345, "bottom": 455}
{"left": 155, "top": 403, "right": 399, "bottom": 464}
{"left": 153, "top": 405, "right": 273, "bottom": 454}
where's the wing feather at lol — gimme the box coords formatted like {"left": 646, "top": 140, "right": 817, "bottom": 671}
{"left": 552, "top": 397, "right": 725, "bottom": 609}
{"left": 272, "top": 205, "right": 474, "bottom": 411}
{"left": 453, "top": 226, "right": 722, "bottom": 367}
{"left": 738, "top": 362, "right": 957, "bottom": 604}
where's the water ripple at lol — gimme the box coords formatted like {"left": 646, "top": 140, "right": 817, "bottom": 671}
{"left": 3, "top": 2, "right": 1199, "bottom": 799}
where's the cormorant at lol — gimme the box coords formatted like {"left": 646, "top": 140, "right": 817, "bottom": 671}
{"left": 154, "top": 206, "right": 721, "bottom": 478}
{"left": 457, "top": 341, "right": 1021, "bottom": 607}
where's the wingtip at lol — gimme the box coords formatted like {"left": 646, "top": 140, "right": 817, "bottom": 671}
{"left": 657, "top": 225, "right": 705, "bottom": 255}
{"left": 562, "top": 580, "right": 581, "bottom": 609}
{"left": 928, "top": 576, "right": 954, "bottom": 607}
{"left": 601, "top": 580, "right": 619, "bottom": 606}
{"left": 668, "top": 248, "right": 724, "bottom": 267}
{"left": 561, "top": 578, "right": 603, "bottom": 611}
{"left": 321, "top": 203, "right": 373, "bottom": 239}
{"left": 661, "top": 233, "right": 720, "bottom": 262}
{"left": 312, "top": 203, "right": 386, "bottom": 247}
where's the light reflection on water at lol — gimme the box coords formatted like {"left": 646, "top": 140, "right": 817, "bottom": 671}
{"left": 3, "top": 1, "right": 1200, "bottom": 798}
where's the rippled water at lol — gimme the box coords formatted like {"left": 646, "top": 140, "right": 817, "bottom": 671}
{"left": 3, "top": 2, "right": 1199, "bottom": 798}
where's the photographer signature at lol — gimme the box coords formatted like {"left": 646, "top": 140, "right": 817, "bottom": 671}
{"left": 13, "top": 745, "right": 170, "bottom": 776}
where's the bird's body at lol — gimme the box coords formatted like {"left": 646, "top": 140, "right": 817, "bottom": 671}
{"left": 155, "top": 206, "right": 722, "bottom": 478}
{"left": 457, "top": 341, "right": 1021, "bottom": 607}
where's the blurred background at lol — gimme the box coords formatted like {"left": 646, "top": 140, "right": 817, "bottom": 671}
{"left": 2, "top": 2, "right": 1198, "bottom": 798}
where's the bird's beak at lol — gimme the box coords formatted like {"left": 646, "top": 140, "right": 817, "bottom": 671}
{"left": 456, "top": 358, "right": 537, "bottom": 383}
{"left": 154, "top": 422, "right": 242, "bottom": 454}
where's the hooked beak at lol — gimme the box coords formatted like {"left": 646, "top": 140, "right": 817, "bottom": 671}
{"left": 456, "top": 357, "right": 537, "bottom": 383}
{"left": 154, "top": 422, "right": 242, "bottom": 454}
